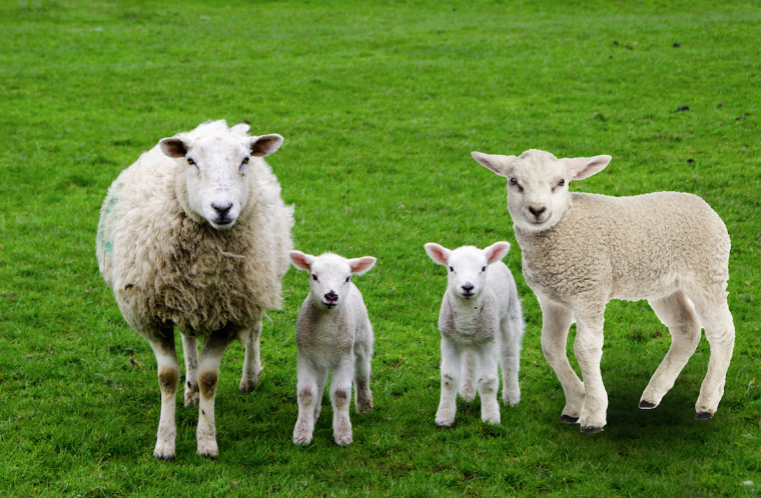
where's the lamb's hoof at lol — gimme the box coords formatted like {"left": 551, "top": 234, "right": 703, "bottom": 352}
{"left": 197, "top": 443, "right": 218, "bottom": 459}
{"left": 334, "top": 433, "right": 353, "bottom": 446}
{"left": 356, "top": 401, "right": 373, "bottom": 414}
{"left": 239, "top": 380, "right": 258, "bottom": 394}
{"left": 153, "top": 450, "right": 175, "bottom": 461}
{"left": 580, "top": 425, "right": 604, "bottom": 434}
{"left": 459, "top": 389, "right": 476, "bottom": 403}
{"left": 560, "top": 415, "right": 579, "bottom": 424}
{"left": 184, "top": 393, "right": 199, "bottom": 408}
{"left": 436, "top": 422, "right": 453, "bottom": 429}
{"left": 293, "top": 434, "right": 313, "bottom": 446}
{"left": 695, "top": 411, "right": 714, "bottom": 420}
{"left": 639, "top": 400, "right": 657, "bottom": 409}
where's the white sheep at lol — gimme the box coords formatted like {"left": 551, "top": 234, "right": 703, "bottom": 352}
{"left": 96, "top": 120, "right": 294, "bottom": 459}
{"left": 288, "top": 251, "right": 376, "bottom": 446}
{"left": 424, "top": 242, "right": 524, "bottom": 427}
{"left": 472, "top": 149, "right": 734, "bottom": 433}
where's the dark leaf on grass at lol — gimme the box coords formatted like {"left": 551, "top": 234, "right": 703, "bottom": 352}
{"left": 736, "top": 116, "right": 746, "bottom": 120}
{"left": 677, "top": 106, "right": 690, "bottom": 111}
{"left": 687, "top": 159, "right": 695, "bottom": 163}
{"left": 717, "top": 103, "right": 724, "bottom": 108}
{"left": 673, "top": 42, "right": 681, "bottom": 47}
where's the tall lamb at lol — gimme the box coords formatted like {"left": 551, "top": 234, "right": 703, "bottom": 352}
{"left": 472, "top": 149, "right": 734, "bottom": 434}
{"left": 424, "top": 242, "right": 524, "bottom": 427}
{"left": 96, "top": 120, "right": 294, "bottom": 459}
{"left": 289, "top": 251, "right": 376, "bottom": 446}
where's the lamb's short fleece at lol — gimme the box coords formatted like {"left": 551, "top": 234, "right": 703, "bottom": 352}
{"left": 473, "top": 149, "right": 734, "bottom": 433}
{"left": 97, "top": 120, "right": 294, "bottom": 458}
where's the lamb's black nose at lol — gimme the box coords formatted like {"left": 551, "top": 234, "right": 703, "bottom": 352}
{"left": 324, "top": 291, "right": 338, "bottom": 303}
{"left": 461, "top": 283, "right": 474, "bottom": 293}
{"left": 212, "top": 202, "right": 233, "bottom": 218}
{"left": 528, "top": 205, "right": 546, "bottom": 217}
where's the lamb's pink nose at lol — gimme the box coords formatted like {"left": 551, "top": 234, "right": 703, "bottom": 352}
{"left": 324, "top": 291, "right": 338, "bottom": 303}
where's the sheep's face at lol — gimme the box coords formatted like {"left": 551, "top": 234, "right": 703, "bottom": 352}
{"left": 160, "top": 133, "right": 283, "bottom": 230}
{"left": 290, "top": 251, "right": 376, "bottom": 310}
{"left": 472, "top": 149, "right": 611, "bottom": 233}
{"left": 424, "top": 242, "right": 510, "bottom": 301}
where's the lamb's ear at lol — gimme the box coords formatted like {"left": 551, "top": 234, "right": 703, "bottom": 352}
{"left": 289, "top": 251, "right": 314, "bottom": 271}
{"left": 471, "top": 152, "right": 519, "bottom": 178}
{"left": 159, "top": 138, "right": 188, "bottom": 158}
{"left": 424, "top": 243, "right": 451, "bottom": 266}
{"left": 348, "top": 257, "right": 376, "bottom": 275}
{"left": 250, "top": 134, "right": 284, "bottom": 157}
{"left": 561, "top": 155, "right": 611, "bottom": 181}
{"left": 483, "top": 241, "right": 510, "bottom": 265}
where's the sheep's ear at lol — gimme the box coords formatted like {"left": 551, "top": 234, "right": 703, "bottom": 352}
{"left": 471, "top": 152, "right": 519, "bottom": 177}
{"left": 483, "top": 241, "right": 510, "bottom": 265}
{"left": 289, "top": 251, "right": 314, "bottom": 271}
{"left": 424, "top": 243, "right": 451, "bottom": 266}
{"left": 561, "top": 155, "right": 611, "bottom": 181}
{"left": 159, "top": 138, "right": 188, "bottom": 158}
{"left": 349, "top": 256, "right": 376, "bottom": 276}
{"left": 251, "top": 134, "right": 284, "bottom": 157}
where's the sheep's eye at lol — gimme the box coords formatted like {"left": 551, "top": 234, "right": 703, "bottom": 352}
{"left": 311, "top": 274, "right": 318, "bottom": 281}
{"left": 481, "top": 266, "right": 486, "bottom": 272}
{"left": 509, "top": 178, "right": 517, "bottom": 185}
{"left": 187, "top": 158, "right": 196, "bottom": 166}
{"left": 558, "top": 179, "right": 565, "bottom": 186}
{"left": 449, "top": 266, "right": 454, "bottom": 272}
{"left": 242, "top": 157, "right": 250, "bottom": 165}
{"left": 345, "top": 276, "right": 351, "bottom": 283}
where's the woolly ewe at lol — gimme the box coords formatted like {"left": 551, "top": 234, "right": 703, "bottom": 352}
{"left": 473, "top": 149, "right": 734, "bottom": 433}
{"left": 96, "top": 121, "right": 294, "bottom": 458}
{"left": 289, "top": 251, "right": 376, "bottom": 446}
{"left": 425, "top": 242, "right": 524, "bottom": 427}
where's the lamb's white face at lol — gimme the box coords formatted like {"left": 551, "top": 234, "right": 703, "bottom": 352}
{"left": 472, "top": 149, "right": 611, "bottom": 233}
{"left": 424, "top": 242, "right": 510, "bottom": 301}
{"left": 160, "top": 133, "right": 283, "bottom": 230}
{"left": 289, "top": 251, "right": 376, "bottom": 310}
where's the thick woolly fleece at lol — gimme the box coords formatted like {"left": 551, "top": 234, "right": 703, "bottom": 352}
{"left": 96, "top": 121, "right": 294, "bottom": 338}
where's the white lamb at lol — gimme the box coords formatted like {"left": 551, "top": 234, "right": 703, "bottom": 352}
{"left": 472, "top": 149, "right": 734, "bottom": 433}
{"left": 424, "top": 242, "right": 525, "bottom": 427}
{"left": 288, "top": 251, "right": 376, "bottom": 446}
{"left": 96, "top": 120, "right": 294, "bottom": 459}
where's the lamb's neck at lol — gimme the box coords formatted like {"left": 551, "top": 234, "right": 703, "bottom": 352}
{"left": 447, "top": 291, "right": 486, "bottom": 326}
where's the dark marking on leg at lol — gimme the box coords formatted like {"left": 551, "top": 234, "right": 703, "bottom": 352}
{"left": 200, "top": 371, "right": 219, "bottom": 399}
{"left": 333, "top": 388, "right": 349, "bottom": 410}
{"left": 158, "top": 368, "right": 179, "bottom": 396}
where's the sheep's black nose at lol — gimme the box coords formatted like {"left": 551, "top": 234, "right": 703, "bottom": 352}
{"left": 324, "top": 291, "right": 338, "bottom": 303}
{"left": 212, "top": 202, "right": 233, "bottom": 217}
{"left": 528, "top": 206, "right": 546, "bottom": 217}
{"left": 461, "top": 283, "right": 474, "bottom": 293}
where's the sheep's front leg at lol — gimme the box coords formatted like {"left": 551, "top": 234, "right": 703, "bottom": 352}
{"left": 238, "top": 316, "right": 264, "bottom": 393}
{"left": 196, "top": 331, "right": 235, "bottom": 458}
{"left": 574, "top": 308, "right": 607, "bottom": 434}
{"left": 459, "top": 351, "right": 476, "bottom": 402}
{"left": 354, "top": 342, "right": 374, "bottom": 414}
{"left": 180, "top": 333, "right": 200, "bottom": 407}
{"left": 147, "top": 326, "right": 179, "bottom": 460}
{"left": 330, "top": 358, "right": 355, "bottom": 446}
{"left": 293, "top": 355, "right": 324, "bottom": 445}
{"left": 538, "top": 295, "right": 584, "bottom": 423}
{"left": 475, "top": 347, "right": 501, "bottom": 425}
{"left": 436, "top": 338, "right": 461, "bottom": 427}
{"left": 500, "top": 315, "right": 523, "bottom": 406}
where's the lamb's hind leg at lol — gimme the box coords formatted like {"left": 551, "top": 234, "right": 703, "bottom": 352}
{"left": 181, "top": 333, "right": 200, "bottom": 407}
{"left": 538, "top": 294, "right": 584, "bottom": 424}
{"left": 354, "top": 344, "right": 374, "bottom": 414}
{"left": 690, "top": 291, "right": 735, "bottom": 419}
{"left": 500, "top": 309, "right": 524, "bottom": 406}
{"left": 238, "top": 314, "right": 264, "bottom": 393}
{"left": 147, "top": 325, "right": 179, "bottom": 460}
{"left": 196, "top": 329, "right": 236, "bottom": 458}
{"left": 640, "top": 290, "right": 701, "bottom": 409}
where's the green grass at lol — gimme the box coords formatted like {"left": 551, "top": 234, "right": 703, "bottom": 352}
{"left": 1, "top": 0, "right": 760, "bottom": 496}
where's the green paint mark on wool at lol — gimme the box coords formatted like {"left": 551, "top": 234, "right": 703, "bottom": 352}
{"left": 97, "top": 185, "right": 121, "bottom": 254}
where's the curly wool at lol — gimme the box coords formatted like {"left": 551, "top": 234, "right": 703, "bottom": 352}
{"left": 96, "top": 121, "right": 294, "bottom": 337}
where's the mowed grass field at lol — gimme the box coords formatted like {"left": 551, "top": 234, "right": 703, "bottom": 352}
{"left": 1, "top": 0, "right": 760, "bottom": 496}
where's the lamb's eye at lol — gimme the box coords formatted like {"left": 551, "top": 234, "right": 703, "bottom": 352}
{"left": 187, "top": 158, "right": 196, "bottom": 166}
{"left": 242, "top": 157, "right": 250, "bottom": 165}
{"left": 449, "top": 266, "right": 454, "bottom": 272}
{"left": 558, "top": 179, "right": 565, "bottom": 186}
{"left": 481, "top": 266, "right": 486, "bottom": 272}
{"left": 509, "top": 178, "right": 517, "bottom": 185}
{"left": 345, "top": 276, "right": 351, "bottom": 283}
{"left": 311, "top": 274, "right": 318, "bottom": 281}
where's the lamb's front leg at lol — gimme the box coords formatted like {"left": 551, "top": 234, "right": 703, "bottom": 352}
{"left": 475, "top": 347, "right": 501, "bottom": 425}
{"left": 500, "top": 315, "right": 523, "bottom": 406}
{"left": 574, "top": 308, "right": 607, "bottom": 434}
{"left": 238, "top": 316, "right": 264, "bottom": 393}
{"left": 436, "top": 338, "right": 461, "bottom": 427}
{"left": 330, "top": 358, "right": 355, "bottom": 446}
{"left": 147, "top": 326, "right": 179, "bottom": 460}
{"left": 196, "top": 331, "right": 235, "bottom": 458}
{"left": 180, "top": 333, "right": 199, "bottom": 407}
{"left": 538, "top": 294, "right": 585, "bottom": 424}
{"left": 293, "top": 355, "right": 323, "bottom": 445}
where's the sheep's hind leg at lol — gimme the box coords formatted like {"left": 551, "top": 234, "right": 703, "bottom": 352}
{"left": 196, "top": 330, "right": 236, "bottom": 458}
{"left": 538, "top": 295, "right": 584, "bottom": 424}
{"left": 238, "top": 315, "right": 264, "bottom": 393}
{"left": 181, "top": 333, "right": 200, "bottom": 407}
{"left": 147, "top": 325, "right": 180, "bottom": 460}
{"left": 354, "top": 344, "right": 373, "bottom": 414}
{"left": 690, "top": 292, "right": 735, "bottom": 420}
{"left": 640, "top": 290, "right": 701, "bottom": 409}
{"left": 500, "top": 313, "right": 523, "bottom": 406}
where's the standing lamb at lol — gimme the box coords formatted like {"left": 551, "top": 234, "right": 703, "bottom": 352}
{"left": 424, "top": 242, "right": 524, "bottom": 427}
{"left": 96, "top": 120, "right": 294, "bottom": 459}
{"left": 472, "top": 149, "right": 734, "bottom": 433}
{"left": 289, "top": 251, "right": 376, "bottom": 446}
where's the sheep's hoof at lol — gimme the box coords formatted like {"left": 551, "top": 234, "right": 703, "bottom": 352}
{"left": 580, "top": 425, "right": 604, "bottom": 434}
{"left": 334, "top": 433, "right": 353, "bottom": 446}
{"left": 695, "top": 411, "right": 714, "bottom": 420}
{"left": 639, "top": 400, "right": 657, "bottom": 409}
{"left": 153, "top": 452, "right": 175, "bottom": 461}
{"left": 436, "top": 422, "right": 453, "bottom": 429}
{"left": 560, "top": 415, "right": 579, "bottom": 424}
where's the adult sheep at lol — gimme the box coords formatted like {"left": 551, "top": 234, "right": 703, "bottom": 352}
{"left": 472, "top": 149, "right": 734, "bottom": 434}
{"left": 96, "top": 120, "right": 294, "bottom": 459}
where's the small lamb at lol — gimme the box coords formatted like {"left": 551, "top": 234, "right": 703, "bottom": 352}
{"left": 289, "top": 251, "right": 377, "bottom": 446}
{"left": 473, "top": 149, "right": 734, "bottom": 433}
{"left": 424, "top": 242, "right": 525, "bottom": 427}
